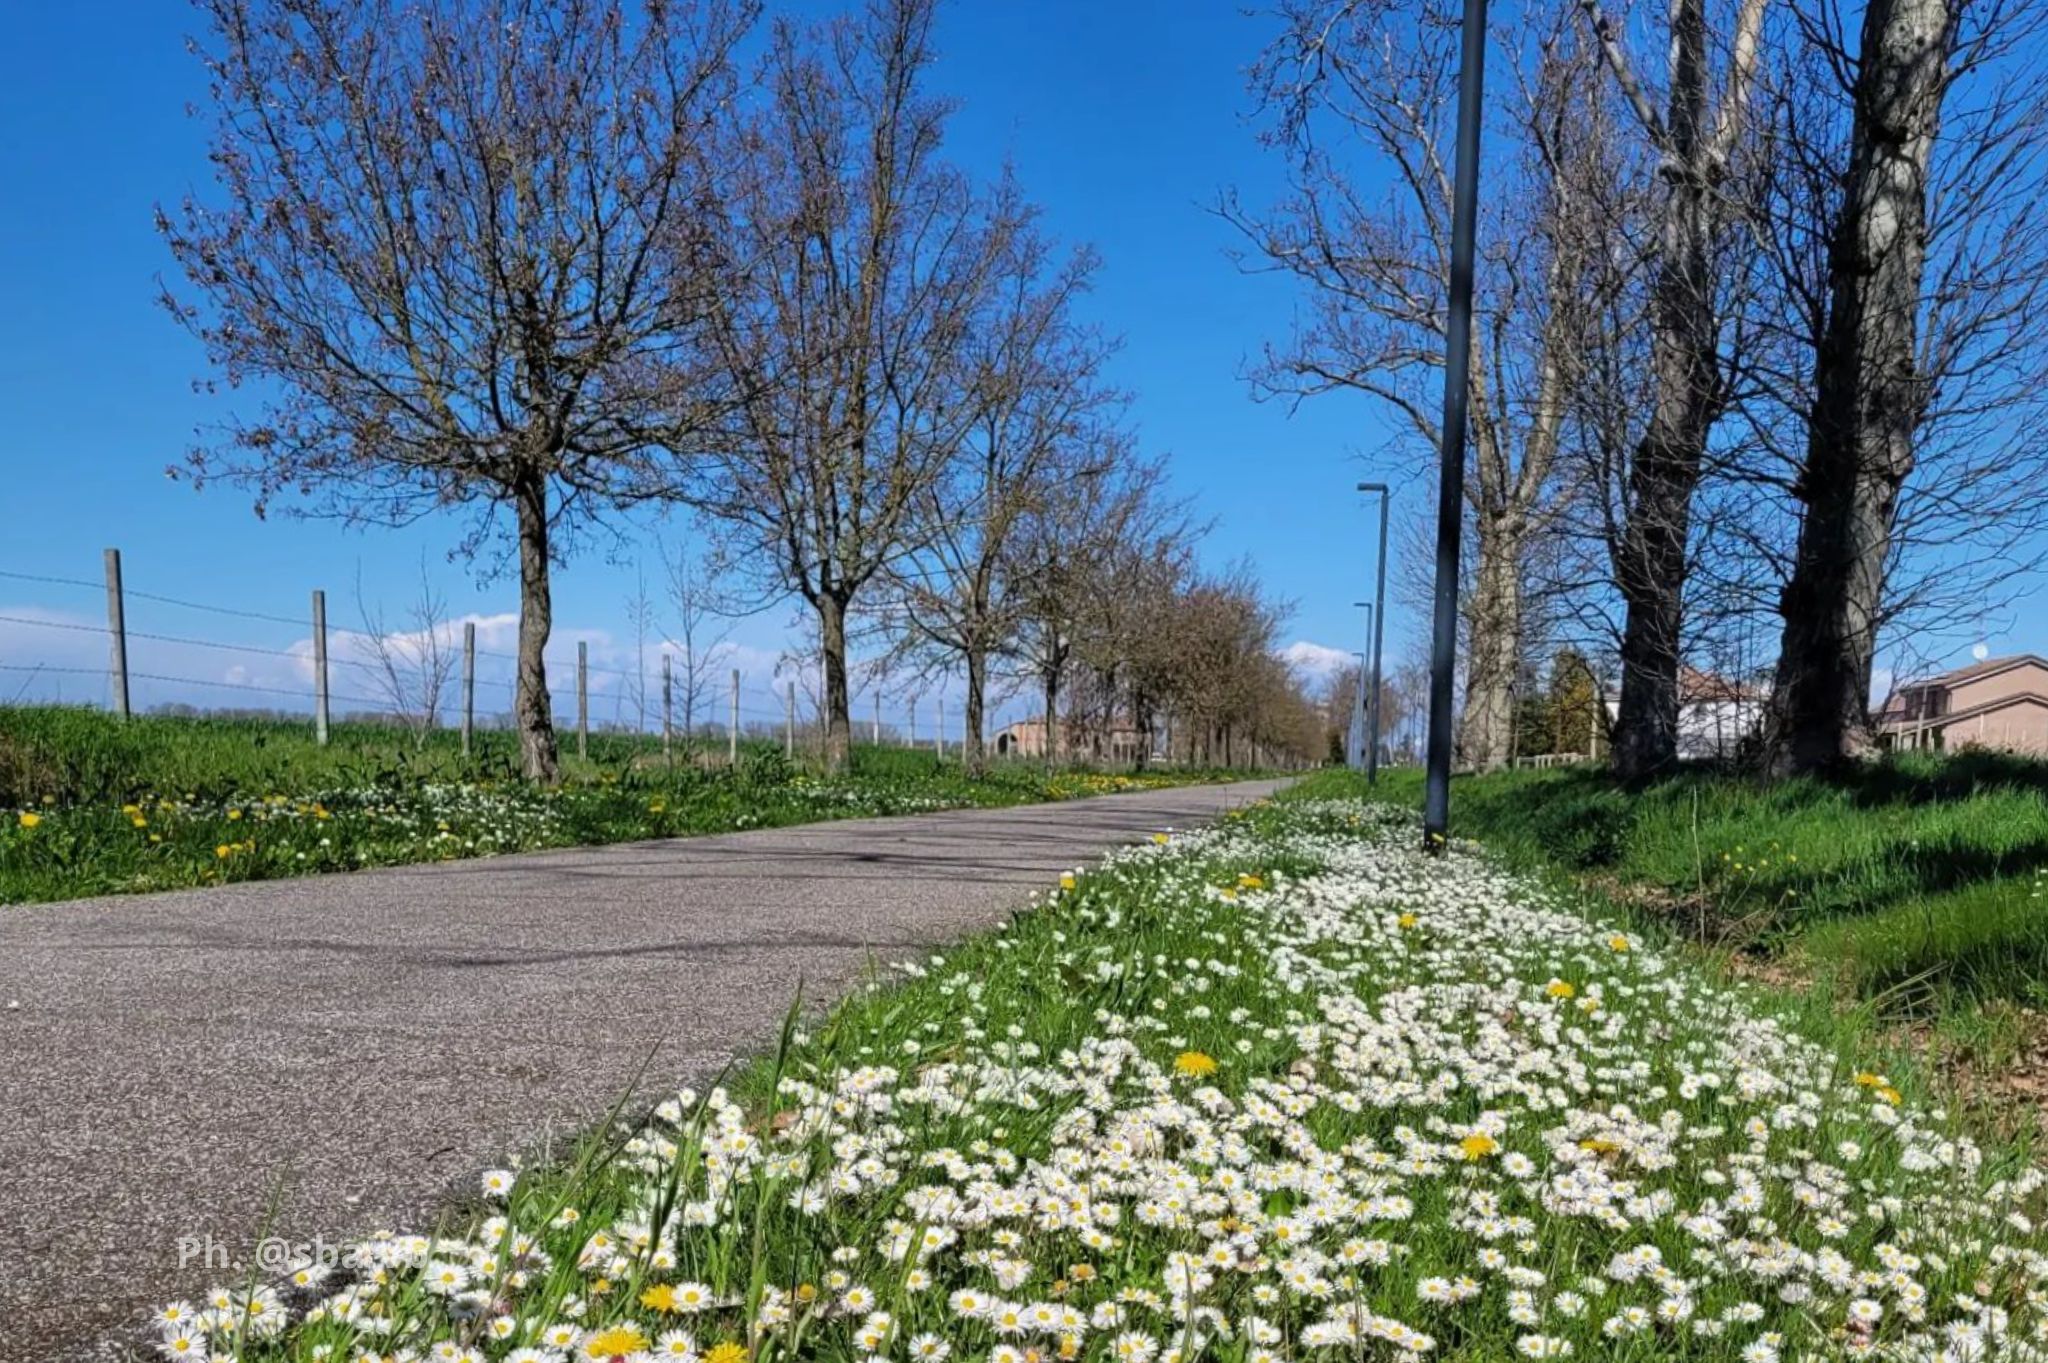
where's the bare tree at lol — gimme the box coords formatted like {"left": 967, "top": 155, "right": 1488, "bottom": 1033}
{"left": 352, "top": 560, "right": 457, "bottom": 749}
{"left": 1578, "top": 0, "right": 1773, "bottom": 776}
{"left": 661, "top": 540, "right": 737, "bottom": 743}
{"left": 1009, "top": 450, "right": 1191, "bottom": 770}
{"left": 1228, "top": 2, "right": 1608, "bottom": 771}
{"left": 889, "top": 223, "right": 1123, "bottom": 775}
{"left": 158, "top": 0, "right": 750, "bottom": 781}
{"left": 1761, "top": 0, "right": 2048, "bottom": 770}
{"left": 688, "top": 0, "right": 1018, "bottom": 772}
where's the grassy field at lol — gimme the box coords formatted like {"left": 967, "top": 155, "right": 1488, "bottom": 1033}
{"left": 1364, "top": 753, "right": 2048, "bottom": 1096}
{"left": 0, "top": 705, "right": 1226, "bottom": 906}
{"left": 150, "top": 779, "right": 2048, "bottom": 1363}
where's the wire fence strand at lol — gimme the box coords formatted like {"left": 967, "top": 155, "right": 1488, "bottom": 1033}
{"left": 0, "top": 561, "right": 1054, "bottom": 743}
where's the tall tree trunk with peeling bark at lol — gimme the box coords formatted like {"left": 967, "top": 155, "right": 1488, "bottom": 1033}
{"left": 1462, "top": 520, "right": 1526, "bottom": 770}
{"left": 1765, "top": 0, "right": 1952, "bottom": 774}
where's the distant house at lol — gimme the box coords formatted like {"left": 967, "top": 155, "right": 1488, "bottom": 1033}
{"left": 992, "top": 717, "right": 1150, "bottom": 764}
{"left": 1876, "top": 654, "right": 2048, "bottom": 755}
{"left": 1676, "top": 666, "right": 1769, "bottom": 760}
{"left": 1602, "top": 666, "right": 1768, "bottom": 761}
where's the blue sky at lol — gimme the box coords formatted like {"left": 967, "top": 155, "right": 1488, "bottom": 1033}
{"left": 0, "top": 1, "right": 2035, "bottom": 728}
{"left": 0, "top": 0, "right": 1400, "bottom": 728}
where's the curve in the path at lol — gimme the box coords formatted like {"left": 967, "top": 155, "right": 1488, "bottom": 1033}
{"left": 0, "top": 778, "right": 1290, "bottom": 1360}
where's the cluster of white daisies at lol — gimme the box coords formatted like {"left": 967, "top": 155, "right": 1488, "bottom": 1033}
{"left": 153, "top": 799, "right": 2048, "bottom": 1363}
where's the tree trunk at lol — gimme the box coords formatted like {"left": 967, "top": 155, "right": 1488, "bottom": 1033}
{"left": 818, "top": 593, "right": 853, "bottom": 774}
{"left": 963, "top": 647, "right": 988, "bottom": 777}
{"left": 1608, "top": 0, "right": 1721, "bottom": 781}
{"left": 1765, "top": 0, "right": 1949, "bottom": 775}
{"left": 1461, "top": 526, "right": 1523, "bottom": 771}
{"left": 1041, "top": 662, "right": 1062, "bottom": 772}
{"left": 512, "top": 466, "right": 560, "bottom": 783}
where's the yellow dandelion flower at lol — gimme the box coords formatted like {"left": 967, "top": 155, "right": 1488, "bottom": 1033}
{"left": 703, "top": 1343, "right": 747, "bottom": 1363}
{"left": 1397, "top": 912, "right": 1419, "bottom": 929}
{"left": 585, "top": 1326, "right": 650, "bottom": 1359}
{"left": 17, "top": 812, "right": 41, "bottom": 829}
{"left": 1546, "top": 980, "right": 1576, "bottom": 999}
{"left": 1175, "top": 1050, "right": 1219, "bottom": 1078}
{"left": 1459, "top": 1133, "right": 1500, "bottom": 1160}
{"left": 1578, "top": 1138, "right": 1618, "bottom": 1153}
{"left": 227, "top": 809, "right": 243, "bottom": 821}
{"left": 132, "top": 815, "right": 148, "bottom": 828}
{"left": 1608, "top": 934, "right": 1631, "bottom": 952}
{"left": 640, "top": 1283, "right": 679, "bottom": 1313}
{"left": 215, "top": 844, "right": 233, "bottom": 859}
{"left": 1060, "top": 873, "right": 1077, "bottom": 890}
{"left": 1877, "top": 1087, "right": 1902, "bottom": 1105}
{"left": 1151, "top": 832, "right": 1170, "bottom": 845}
{"left": 1854, "top": 1071, "right": 1883, "bottom": 1087}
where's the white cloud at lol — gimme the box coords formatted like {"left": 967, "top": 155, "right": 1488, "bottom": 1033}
{"left": 1278, "top": 640, "right": 1356, "bottom": 685}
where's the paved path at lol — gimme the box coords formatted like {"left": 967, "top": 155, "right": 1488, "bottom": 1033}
{"left": 0, "top": 779, "right": 1286, "bottom": 1359}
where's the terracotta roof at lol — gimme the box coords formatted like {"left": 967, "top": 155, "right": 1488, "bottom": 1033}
{"left": 1679, "top": 666, "right": 1763, "bottom": 703}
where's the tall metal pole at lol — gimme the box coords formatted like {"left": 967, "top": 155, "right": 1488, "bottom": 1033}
{"left": 662, "top": 653, "right": 673, "bottom": 763}
{"left": 1423, "top": 0, "right": 1490, "bottom": 853}
{"left": 463, "top": 621, "right": 477, "bottom": 758}
{"left": 104, "top": 549, "right": 130, "bottom": 720}
{"left": 577, "top": 641, "right": 589, "bottom": 761}
{"left": 311, "top": 588, "right": 330, "bottom": 746}
{"left": 1350, "top": 602, "right": 1375, "bottom": 771}
{"left": 1359, "top": 483, "right": 1391, "bottom": 781}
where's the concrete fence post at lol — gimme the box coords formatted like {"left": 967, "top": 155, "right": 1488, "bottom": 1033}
{"left": 577, "top": 641, "right": 589, "bottom": 761}
{"left": 104, "top": 548, "right": 130, "bottom": 720}
{"left": 311, "top": 588, "right": 329, "bottom": 746}
{"left": 662, "top": 654, "right": 673, "bottom": 763}
{"left": 461, "top": 621, "right": 475, "bottom": 757}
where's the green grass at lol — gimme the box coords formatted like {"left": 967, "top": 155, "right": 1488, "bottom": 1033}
{"left": 161, "top": 780, "right": 2048, "bottom": 1362}
{"left": 0, "top": 705, "right": 1232, "bottom": 906}
{"left": 1358, "top": 751, "right": 2048, "bottom": 1021}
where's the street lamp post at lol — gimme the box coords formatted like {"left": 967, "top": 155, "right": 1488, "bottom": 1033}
{"left": 1357, "top": 482, "right": 1390, "bottom": 782}
{"left": 1348, "top": 650, "right": 1369, "bottom": 769}
{"left": 1422, "top": 0, "right": 1491, "bottom": 854}
{"left": 1350, "top": 604, "right": 1374, "bottom": 771}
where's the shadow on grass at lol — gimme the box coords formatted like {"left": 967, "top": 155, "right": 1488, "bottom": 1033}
{"left": 1429, "top": 751, "right": 2048, "bottom": 939}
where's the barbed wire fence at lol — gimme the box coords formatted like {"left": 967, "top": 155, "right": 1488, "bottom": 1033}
{"left": 0, "top": 550, "right": 1071, "bottom": 766}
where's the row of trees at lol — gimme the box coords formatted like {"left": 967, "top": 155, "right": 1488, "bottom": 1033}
{"left": 161, "top": 0, "right": 1324, "bottom": 777}
{"left": 1234, "top": 0, "right": 2048, "bottom": 776}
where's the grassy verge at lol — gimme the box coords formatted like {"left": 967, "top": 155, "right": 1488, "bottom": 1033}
{"left": 0, "top": 706, "right": 1230, "bottom": 906}
{"left": 1369, "top": 754, "right": 2048, "bottom": 1124}
{"left": 153, "top": 777, "right": 2048, "bottom": 1363}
